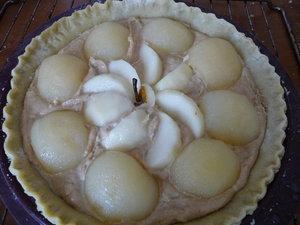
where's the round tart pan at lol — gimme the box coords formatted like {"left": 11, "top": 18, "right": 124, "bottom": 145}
{"left": 0, "top": 3, "right": 299, "bottom": 225}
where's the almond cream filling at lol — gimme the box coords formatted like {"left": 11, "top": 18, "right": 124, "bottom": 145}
{"left": 22, "top": 17, "right": 266, "bottom": 225}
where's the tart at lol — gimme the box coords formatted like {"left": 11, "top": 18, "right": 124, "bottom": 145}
{"left": 2, "top": 0, "right": 287, "bottom": 225}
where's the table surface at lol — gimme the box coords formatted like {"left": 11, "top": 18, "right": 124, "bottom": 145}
{"left": 0, "top": 0, "right": 299, "bottom": 225}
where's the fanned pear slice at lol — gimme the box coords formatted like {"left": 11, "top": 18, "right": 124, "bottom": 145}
{"left": 141, "top": 84, "right": 156, "bottom": 108}
{"left": 108, "top": 60, "right": 141, "bottom": 90}
{"left": 37, "top": 54, "right": 88, "bottom": 102}
{"left": 155, "top": 63, "right": 193, "bottom": 92}
{"left": 171, "top": 138, "right": 240, "bottom": 198}
{"left": 188, "top": 38, "right": 242, "bottom": 90}
{"left": 102, "top": 109, "right": 149, "bottom": 151}
{"left": 156, "top": 90, "right": 204, "bottom": 138}
{"left": 142, "top": 18, "right": 194, "bottom": 54}
{"left": 84, "top": 22, "right": 129, "bottom": 61}
{"left": 85, "top": 151, "right": 158, "bottom": 221}
{"left": 200, "top": 90, "right": 260, "bottom": 145}
{"left": 139, "top": 43, "right": 163, "bottom": 85}
{"left": 84, "top": 92, "right": 133, "bottom": 127}
{"left": 146, "top": 111, "right": 182, "bottom": 169}
{"left": 82, "top": 74, "right": 134, "bottom": 100}
{"left": 30, "top": 111, "right": 88, "bottom": 173}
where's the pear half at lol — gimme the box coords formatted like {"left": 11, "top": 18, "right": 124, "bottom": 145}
{"left": 142, "top": 18, "right": 194, "bottom": 54}
{"left": 30, "top": 111, "right": 88, "bottom": 173}
{"left": 171, "top": 138, "right": 240, "bottom": 198}
{"left": 84, "top": 22, "right": 129, "bottom": 61}
{"left": 200, "top": 90, "right": 260, "bottom": 145}
{"left": 85, "top": 151, "right": 158, "bottom": 221}
{"left": 188, "top": 38, "right": 242, "bottom": 90}
{"left": 37, "top": 54, "right": 88, "bottom": 102}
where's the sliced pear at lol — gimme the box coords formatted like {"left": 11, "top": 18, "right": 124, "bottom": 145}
{"left": 82, "top": 74, "right": 134, "bottom": 99}
{"left": 84, "top": 22, "right": 129, "bottom": 61}
{"left": 108, "top": 60, "right": 141, "bottom": 90}
{"left": 200, "top": 90, "right": 260, "bottom": 145}
{"left": 102, "top": 109, "right": 149, "bottom": 151}
{"left": 156, "top": 90, "right": 204, "bottom": 138}
{"left": 142, "top": 18, "right": 194, "bottom": 54}
{"left": 139, "top": 43, "right": 162, "bottom": 85}
{"left": 140, "top": 84, "right": 155, "bottom": 108}
{"left": 85, "top": 151, "right": 158, "bottom": 221}
{"left": 146, "top": 111, "right": 181, "bottom": 169}
{"left": 155, "top": 63, "right": 193, "bottom": 92}
{"left": 30, "top": 111, "right": 88, "bottom": 173}
{"left": 37, "top": 54, "right": 88, "bottom": 102}
{"left": 188, "top": 38, "right": 242, "bottom": 90}
{"left": 171, "top": 138, "right": 240, "bottom": 198}
{"left": 84, "top": 92, "right": 133, "bottom": 127}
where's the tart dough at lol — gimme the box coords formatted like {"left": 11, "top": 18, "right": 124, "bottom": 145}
{"left": 2, "top": 1, "right": 286, "bottom": 225}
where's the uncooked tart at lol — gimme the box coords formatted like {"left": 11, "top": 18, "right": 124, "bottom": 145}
{"left": 2, "top": 0, "right": 287, "bottom": 225}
